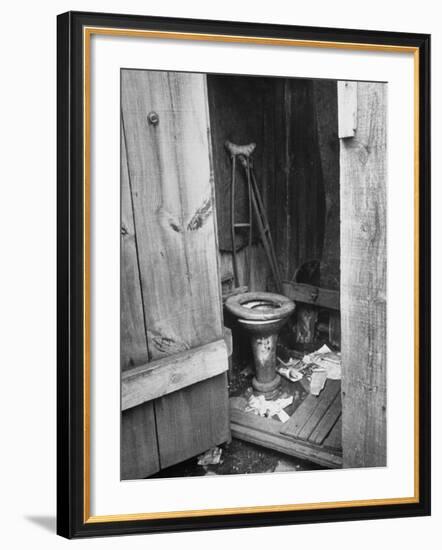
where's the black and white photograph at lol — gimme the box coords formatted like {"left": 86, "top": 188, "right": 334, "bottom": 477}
{"left": 120, "top": 70, "right": 387, "bottom": 480}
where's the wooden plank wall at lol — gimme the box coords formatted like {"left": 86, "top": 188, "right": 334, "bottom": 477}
{"left": 121, "top": 121, "right": 160, "bottom": 479}
{"left": 121, "top": 70, "right": 230, "bottom": 479}
{"left": 122, "top": 70, "right": 223, "bottom": 357}
{"left": 340, "top": 81, "right": 387, "bottom": 468}
{"left": 313, "top": 81, "right": 340, "bottom": 291}
{"left": 207, "top": 75, "right": 278, "bottom": 290}
{"left": 121, "top": 122, "right": 149, "bottom": 371}
{"left": 274, "top": 79, "right": 326, "bottom": 282}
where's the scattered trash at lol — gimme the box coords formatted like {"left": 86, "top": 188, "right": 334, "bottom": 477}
{"left": 240, "top": 365, "right": 253, "bottom": 376}
{"left": 301, "top": 344, "right": 341, "bottom": 395}
{"left": 276, "top": 357, "right": 304, "bottom": 382}
{"left": 303, "top": 344, "right": 341, "bottom": 380}
{"left": 310, "top": 370, "right": 328, "bottom": 396}
{"left": 245, "top": 394, "right": 293, "bottom": 423}
{"left": 197, "top": 446, "right": 223, "bottom": 466}
{"left": 276, "top": 344, "right": 341, "bottom": 396}
{"left": 274, "top": 458, "right": 297, "bottom": 472}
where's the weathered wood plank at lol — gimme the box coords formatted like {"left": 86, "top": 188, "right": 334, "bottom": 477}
{"left": 121, "top": 70, "right": 223, "bottom": 360}
{"left": 282, "top": 281, "right": 340, "bottom": 310}
{"left": 120, "top": 124, "right": 149, "bottom": 371}
{"left": 276, "top": 79, "right": 325, "bottom": 280}
{"left": 313, "top": 80, "right": 341, "bottom": 291}
{"left": 296, "top": 380, "right": 341, "bottom": 440}
{"left": 155, "top": 374, "right": 230, "bottom": 469}
{"left": 279, "top": 393, "right": 321, "bottom": 437}
{"left": 122, "top": 339, "right": 228, "bottom": 410}
{"left": 323, "top": 416, "right": 342, "bottom": 451}
{"left": 309, "top": 396, "right": 341, "bottom": 445}
{"left": 337, "top": 81, "right": 357, "bottom": 138}
{"left": 121, "top": 401, "right": 160, "bottom": 479}
{"left": 340, "top": 81, "right": 387, "bottom": 468}
{"left": 230, "top": 408, "right": 342, "bottom": 468}
{"left": 329, "top": 311, "right": 341, "bottom": 348}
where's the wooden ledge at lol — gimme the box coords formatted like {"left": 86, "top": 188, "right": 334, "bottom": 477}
{"left": 122, "top": 339, "right": 228, "bottom": 410}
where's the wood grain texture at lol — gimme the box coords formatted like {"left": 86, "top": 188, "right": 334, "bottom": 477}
{"left": 219, "top": 245, "right": 269, "bottom": 291}
{"left": 275, "top": 79, "right": 325, "bottom": 280}
{"left": 297, "top": 380, "right": 340, "bottom": 440}
{"left": 282, "top": 281, "right": 340, "bottom": 310}
{"left": 155, "top": 374, "right": 230, "bottom": 469}
{"left": 308, "top": 394, "right": 341, "bottom": 445}
{"left": 337, "top": 81, "right": 358, "bottom": 138}
{"left": 207, "top": 75, "right": 277, "bottom": 254}
{"left": 122, "top": 339, "right": 228, "bottom": 409}
{"left": 340, "top": 81, "right": 387, "bottom": 468}
{"left": 280, "top": 393, "right": 321, "bottom": 437}
{"left": 323, "top": 416, "right": 342, "bottom": 451}
{"left": 121, "top": 401, "right": 160, "bottom": 480}
{"left": 280, "top": 379, "right": 340, "bottom": 440}
{"left": 121, "top": 70, "right": 223, "bottom": 360}
{"left": 230, "top": 407, "right": 342, "bottom": 468}
{"left": 120, "top": 125, "right": 149, "bottom": 371}
{"left": 313, "top": 80, "right": 341, "bottom": 291}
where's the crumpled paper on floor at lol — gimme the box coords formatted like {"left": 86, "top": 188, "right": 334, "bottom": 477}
{"left": 303, "top": 344, "right": 341, "bottom": 395}
{"left": 303, "top": 344, "right": 341, "bottom": 379}
{"left": 246, "top": 394, "right": 293, "bottom": 423}
{"left": 197, "top": 446, "right": 223, "bottom": 466}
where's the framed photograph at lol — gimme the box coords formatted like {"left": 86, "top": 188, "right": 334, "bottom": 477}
{"left": 57, "top": 11, "right": 431, "bottom": 538}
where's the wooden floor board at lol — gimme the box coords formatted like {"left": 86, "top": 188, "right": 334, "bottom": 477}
{"left": 230, "top": 407, "right": 342, "bottom": 468}
{"left": 309, "top": 394, "right": 342, "bottom": 445}
{"left": 296, "top": 380, "right": 340, "bottom": 441}
{"left": 280, "top": 379, "right": 340, "bottom": 441}
{"left": 323, "top": 416, "right": 342, "bottom": 450}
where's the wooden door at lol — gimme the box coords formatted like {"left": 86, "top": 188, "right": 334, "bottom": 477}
{"left": 121, "top": 70, "right": 230, "bottom": 479}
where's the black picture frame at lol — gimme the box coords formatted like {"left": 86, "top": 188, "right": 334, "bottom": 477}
{"left": 57, "top": 10, "right": 431, "bottom": 539}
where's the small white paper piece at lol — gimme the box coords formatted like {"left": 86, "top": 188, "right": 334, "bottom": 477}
{"left": 246, "top": 394, "right": 293, "bottom": 422}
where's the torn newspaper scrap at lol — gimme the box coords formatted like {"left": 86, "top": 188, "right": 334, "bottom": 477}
{"left": 246, "top": 394, "right": 293, "bottom": 423}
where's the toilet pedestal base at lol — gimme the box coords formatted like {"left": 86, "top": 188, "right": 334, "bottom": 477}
{"left": 252, "top": 373, "right": 281, "bottom": 400}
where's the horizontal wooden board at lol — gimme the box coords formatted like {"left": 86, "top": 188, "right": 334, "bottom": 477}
{"left": 122, "top": 339, "right": 228, "bottom": 410}
{"left": 282, "top": 281, "right": 340, "bottom": 310}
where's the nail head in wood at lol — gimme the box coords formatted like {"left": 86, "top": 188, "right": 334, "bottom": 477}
{"left": 147, "top": 111, "right": 159, "bottom": 126}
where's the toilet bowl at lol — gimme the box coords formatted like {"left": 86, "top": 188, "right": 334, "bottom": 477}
{"left": 225, "top": 292, "right": 295, "bottom": 399}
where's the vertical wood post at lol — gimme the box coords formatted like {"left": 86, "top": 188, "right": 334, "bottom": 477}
{"left": 340, "top": 81, "right": 387, "bottom": 468}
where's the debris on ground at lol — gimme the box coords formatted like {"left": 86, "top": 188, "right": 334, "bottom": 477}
{"left": 245, "top": 394, "right": 293, "bottom": 423}
{"left": 229, "top": 396, "right": 248, "bottom": 411}
{"left": 276, "top": 344, "right": 342, "bottom": 396}
{"left": 303, "top": 344, "right": 341, "bottom": 380}
{"left": 310, "top": 369, "right": 328, "bottom": 395}
{"left": 276, "top": 356, "right": 304, "bottom": 382}
{"left": 302, "top": 344, "right": 341, "bottom": 395}
{"left": 274, "top": 458, "right": 300, "bottom": 472}
{"left": 197, "top": 446, "right": 223, "bottom": 466}
{"left": 240, "top": 365, "right": 253, "bottom": 376}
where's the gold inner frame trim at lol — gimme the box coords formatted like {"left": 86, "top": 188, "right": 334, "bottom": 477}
{"left": 82, "top": 26, "right": 420, "bottom": 524}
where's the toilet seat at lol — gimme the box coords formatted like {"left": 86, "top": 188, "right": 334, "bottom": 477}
{"left": 225, "top": 291, "right": 295, "bottom": 321}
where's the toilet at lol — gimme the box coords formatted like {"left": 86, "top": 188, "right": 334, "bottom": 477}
{"left": 225, "top": 291, "right": 295, "bottom": 399}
